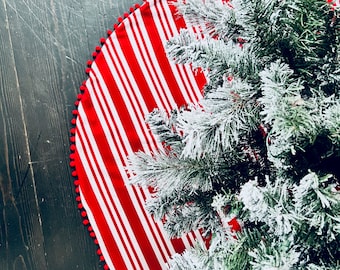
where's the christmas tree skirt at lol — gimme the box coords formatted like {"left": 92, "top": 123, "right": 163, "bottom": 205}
{"left": 69, "top": 0, "right": 206, "bottom": 269}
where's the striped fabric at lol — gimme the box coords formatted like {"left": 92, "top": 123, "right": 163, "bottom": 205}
{"left": 71, "top": 0, "right": 206, "bottom": 269}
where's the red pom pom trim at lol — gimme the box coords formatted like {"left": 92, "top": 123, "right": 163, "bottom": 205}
{"left": 107, "top": 29, "right": 113, "bottom": 36}
{"left": 79, "top": 85, "right": 86, "bottom": 92}
{"left": 69, "top": 3, "right": 143, "bottom": 269}
{"left": 82, "top": 219, "right": 90, "bottom": 226}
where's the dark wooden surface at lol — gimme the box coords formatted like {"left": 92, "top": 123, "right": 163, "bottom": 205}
{"left": 0, "top": 0, "right": 140, "bottom": 269}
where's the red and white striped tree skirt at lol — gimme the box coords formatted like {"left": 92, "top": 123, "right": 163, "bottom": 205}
{"left": 70, "top": 0, "right": 206, "bottom": 269}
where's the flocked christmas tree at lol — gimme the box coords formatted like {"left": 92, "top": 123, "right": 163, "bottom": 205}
{"left": 127, "top": 0, "right": 340, "bottom": 269}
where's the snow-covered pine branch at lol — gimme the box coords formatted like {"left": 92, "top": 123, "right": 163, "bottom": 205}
{"left": 166, "top": 29, "right": 259, "bottom": 84}
{"left": 178, "top": 78, "right": 260, "bottom": 159}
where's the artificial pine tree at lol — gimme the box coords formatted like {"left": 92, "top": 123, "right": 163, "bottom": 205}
{"left": 127, "top": 0, "right": 340, "bottom": 269}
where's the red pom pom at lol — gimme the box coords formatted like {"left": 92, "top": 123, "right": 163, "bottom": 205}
{"left": 92, "top": 51, "right": 98, "bottom": 58}
{"left": 100, "top": 37, "right": 106, "bottom": 44}
{"left": 76, "top": 196, "right": 81, "bottom": 202}
{"left": 87, "top": 226, "right": 93, "bottom": 232}
{"left": 86, "top": 60, "right": 93, "bottom": 67}
{"left": 89, "top": 232, "right": 96, "bottom": 238}
{"left": 70, "top": 144, "right": 76, "bottom": 151}
{"left": 107, "top": 29, "right": 113, "bottom": 36}
{"left": 75, "top": 187, "right": 80, "bottom": 194}
{"left": 77, "top": 203, "right": 83, "bottom": 209}
{"left": 130, "top": 7, "right": 135, "bottom": 13}
{"left": 135, "top": 3, "right": 140, "bottom": 8}
{"left": 71, "top": 118, "right": 77, "bottom": 125}
{"left": 73, "top": 179, "right": 80, "bottom": 186}
{"left": 117, "top": 17, "right": 123, "bottom": 23}
{"left": 71, "top": 170, "right": 77, "bottom": 177}
{"left": 96, "top": 248, "right": 102, "bottom": 255}
{"left": 82, "top": 219, "right": 90, "bottom": 226}
{"left": 81, "top": 211, "right": 87, "bottom": 218}
{"left": 79, "top": 85, "right": 86, "bottom": 92}
{"left": 74, "top": 100, "right": 79, "bottom": 107}
{"left": 124, "top": 12, "right": 129, "bottom": 18}
{"left": 95, "top": 45, "right": 101, "bottom": 52}
{"left": 70, "top": 136, "right": 76, "bottom": 143}
{"left": 99, "top": 255, "right": 105, "bottom": 261}
{"left": 94, "top": 239, "right": 99, "bottom": 245}
{"left": 103, "top": 264, "right": 109, "bottom": 270}
{"left": 85, "top": 68, "right": 91, "bottom": 74}
{"left": 70, "top": 128, "right": 76, "bottom": 135}
{"left": 69, "top": 161, "right": 76, "bottom": 168}
{"left": 69, "top": 153, "right": 75, "bottom": 160}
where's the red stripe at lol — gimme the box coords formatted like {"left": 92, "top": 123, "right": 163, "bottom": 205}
{"left": 141, "top": 2, "right": 188, "bottom": 107}
{"left": 107, "top": 31, "right": 159, "bottom": 113}
{"left": 93, "top": 52, "right": 153, "bottom": 152}
{"left": 128, "top": 10, "right": 175, "bottom": 110}
{"left": 92, "top": 40, "right": 179, "bottom": 262}
{"left": 89, "top": 55, "right": 175, "bottom": 264}
{"left": 150, "top": 0, "right": 205, "bottom": 105}
{"left": 77, "top": 91, "right": 146, "bottom": 268}
{"left": 76, "top": 125, "right": 135, "bottom": 269}
{"left": 158, "top": 0, "right": 206, "bottom": 103}
{"left": 83, "top": 74, "right": 170, "bottom": 268}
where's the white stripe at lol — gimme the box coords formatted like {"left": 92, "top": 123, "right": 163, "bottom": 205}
{"left": 193, "top": 229, "right": 207, "bottom": 248}
{"left": 150, "top": 1, "right": 194, "bottom": 104}
{"left": 129, "top": 9, "right": 178, "bottom": 110}
{"left": 151, "top": 1, "right": 203, "bottom": 105}
{"left": 76, "top": 117, "right": 137, "bottom": 269}
{"left": 104, "top": 31, "right": 161, "bottom": 153}
{"left": 86, "top": 71, "right": 174, "bottom": 266}
{"left": 121, "top": 12, "right": 171, "bottom": 113}
{"left": 98, "top": 40, "right": 157, "bottom": 156}
{"left": 99, "top": 44, "right": 157, "bottom": 154}
{"left": 160, "top": 0, "right": 204, "bottom": 103}
{"left": 88, "top": 66, "right": 177, "bottom": 259}
{"left": 79, "top": 189, "right": 116, "bottom": 270}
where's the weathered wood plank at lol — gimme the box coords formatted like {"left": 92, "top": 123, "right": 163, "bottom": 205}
{"left": 0, "top": 0, "right": 140, "bottom": 269}
{"left": 0, "top": 1, "right": 46, "bottom": 269}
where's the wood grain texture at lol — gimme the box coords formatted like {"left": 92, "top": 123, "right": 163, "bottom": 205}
{"left": 0, "top": 0, "right": 141, "bottom": 269}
